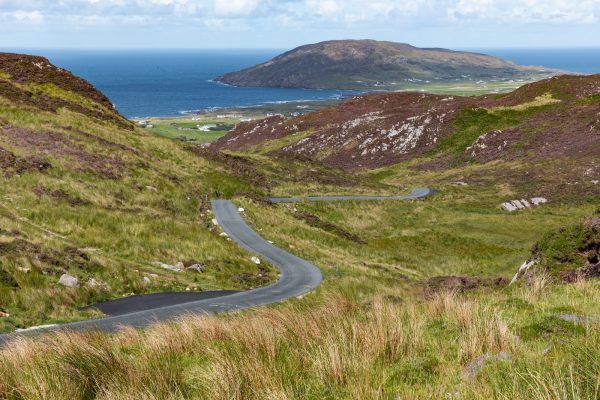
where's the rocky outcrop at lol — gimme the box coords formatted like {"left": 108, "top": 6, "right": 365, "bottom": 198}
{"left": 501, "top": 197, "right": 547, "bottom": 212}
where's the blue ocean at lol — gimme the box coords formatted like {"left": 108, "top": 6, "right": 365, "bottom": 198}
{"left": 13, "top": 48, "right": 600, "bottom": 118}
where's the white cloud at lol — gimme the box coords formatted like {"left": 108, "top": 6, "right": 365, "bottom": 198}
{"left": 214, "top": 0, "right": 260, "bottom": 18}
{"left": 1, "top": 0, "right": 599, "bottom": 28}
{"left": 448, "top": 0, "right": 600, "bottom": 23}
{"left": 10, "top": 10, "right": 44, "bottom": 23}
{"left": 305, "top": 0, "right": 341, "bottom": 18}
{"left": 448, "top": 0, "right": 495, "bottom": 19}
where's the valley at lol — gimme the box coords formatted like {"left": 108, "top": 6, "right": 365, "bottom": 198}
{"left": 0, "top": 52, "right": 599, "bottom": 399}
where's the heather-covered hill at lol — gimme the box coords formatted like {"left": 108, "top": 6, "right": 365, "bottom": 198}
{"left": 211, "top": 74, "right": 600, "bottom": 199}
{"left": 216, "top": 40, "right": 556, "bottom": 90}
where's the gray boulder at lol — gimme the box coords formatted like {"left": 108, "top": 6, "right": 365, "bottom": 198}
{"left": 463, "top": 352, "right": 512, "bottom": 380}
{"left": 553, "top": 314, "right": 600, "bottom": 324}
{"left": 58, "top": 274, "right": 79, "bottom": 288}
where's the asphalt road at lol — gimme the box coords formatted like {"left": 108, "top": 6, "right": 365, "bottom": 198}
{"left": 0, "top": 188, "right": 431, "bottom": 346}
{"left": 0, "top": 200, "right": 323, "bottom": 346}
{"left": 269, "top": 188, "right": 433, "bottom": 203}
{"left": 80, "top": 290, "right": 240, "bottom": 316}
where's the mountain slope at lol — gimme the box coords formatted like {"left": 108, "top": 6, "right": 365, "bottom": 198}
{"left": 211, "top": 74, "right": 600, "bottom": 199}
{"left": 216, "top": 40, "right": 556, "bottom": 90}
{"left": 0, "top": 54, "right": 277, "bottom": 332}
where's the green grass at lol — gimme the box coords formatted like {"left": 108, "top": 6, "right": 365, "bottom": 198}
{"left": 0, "top": 94, "right": 275, "bottom": 333}
{"left": 143, "top": 116, "right": 239, "bottom": 144}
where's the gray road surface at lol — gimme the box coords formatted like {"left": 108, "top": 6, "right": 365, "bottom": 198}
{"left": 269, "top": 188, "right": 433, "bottom": 203}
{"left": 0, "top": 188, "right": 431, "bottom": 346}
{"left": 0, "top": 200, "right": 322, "bottom": 346}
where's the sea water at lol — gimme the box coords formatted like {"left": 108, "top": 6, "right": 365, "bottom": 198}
{"left": 12, "top": 47, "right": 600, "bottom": 118}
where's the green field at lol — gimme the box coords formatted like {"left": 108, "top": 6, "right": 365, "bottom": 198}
{"left": 138, "top": 116, "right": 240, "bottom": 144}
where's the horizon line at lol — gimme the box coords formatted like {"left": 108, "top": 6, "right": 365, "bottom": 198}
{"left": 2, "top": 45, "right": 600, "bottom": 52}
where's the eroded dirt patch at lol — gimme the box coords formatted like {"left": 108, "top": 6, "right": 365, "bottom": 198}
{"left": 32, "top": 186, "right": 90, "bottom": 207}
{"left": 0, "top": 145, "right": 51, "bottom": 177}
{"left": 0, "top": 233, "right": 98, "bottom": 278}
{"left": 422, "top": 275, "right": 508, "bottom": 298}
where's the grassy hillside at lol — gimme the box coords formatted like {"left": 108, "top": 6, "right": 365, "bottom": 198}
{"left": 0, "top": 54, "right": 277, "bottom": 332}
{"left": 1, "top": 53, "right": 600, "bottom": 399}
{"left": 1, "top": 190, "right": 599, "bottom": 399}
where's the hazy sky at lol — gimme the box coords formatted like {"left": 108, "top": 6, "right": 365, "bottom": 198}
{"left": 1, "top": 0, "right": 599, "bottom": 49}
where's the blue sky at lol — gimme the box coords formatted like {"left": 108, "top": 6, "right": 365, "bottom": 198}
{"left": 1, "top": 0, "right": 599, "bottom": 49}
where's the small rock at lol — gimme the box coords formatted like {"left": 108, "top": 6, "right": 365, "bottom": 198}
{"left": 238, "top": 207, "right": 245, "bottom": 212}
{"left": 251, "top": 256, "right": 261, "bottom": 265}
{"left": 16, "top": 266, "right": 31, "bottom": 273}
{"left": 450, "top": 181, "right": 468, "bottom": 186}
{"left": 0, "top": 311, "right": 9, "bottom": 318}
{"left": 511, "top": 200, "right": 525, "bottom": 209}
{"left": 463, "top": 352, "right": 512, "bottom": 380}
{"left": 86, "top": 278, "right": 104, "bottom": 288}
{"left": 186, "top": 264, "right": 205, "bottom": 273}
{"left": 502, "top": 197, "right": 547, "bottom": 212}
{"left": 501, "top": 202, "right": 518, "bottom": 212}
{"left": 143, "top": 276, "right": 151, "bottom": 284}
{"left": 186, "top": 287, "right": 191, "bottom": 292}
{"left": 145, "top": 185, "right": 158, "bottom": 192}
{"left": 58, "top": 274, "right": 79, "bottom": 288}
{"left": 152, "top": 262, "right": 184, "bottom": 273}
{"left": 175, "top": 262, "right": 185, "bottom": 270}
{"left": 212, "top": 218, "right": 219, "bottom": 226}
{"left": 553, "top": 314, "right": 600, "bottom": 324}
{"left": 530, "top": 197, "right": 548, "bottom": 206}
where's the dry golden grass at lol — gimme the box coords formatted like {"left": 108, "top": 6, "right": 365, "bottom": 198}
{"left": 527, "top": 270, "right": 551, "bottom": 304}
{"left": 3, "top": 283, "right": 600, "bottom": 399}
{"left": 0, "top": 294, "right": 429, "bottom": 399}
{"left": 427, "top": 291, "right": 516, "bottom": 362}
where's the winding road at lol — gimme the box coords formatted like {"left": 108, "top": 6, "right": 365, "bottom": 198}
{"left": 269, "top": 188, "right": 433, "bottom": 203}
{"left": 0, "top": 188, "right": 431, "bottom": 346}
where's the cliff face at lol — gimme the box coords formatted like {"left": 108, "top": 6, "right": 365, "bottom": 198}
{"left": 216, "top": 40, "right": 553, "bottom": 90}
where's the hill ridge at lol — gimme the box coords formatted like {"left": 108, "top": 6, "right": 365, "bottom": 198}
{"left": 216, "top": 39, "right": 556, "bottom": 90}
